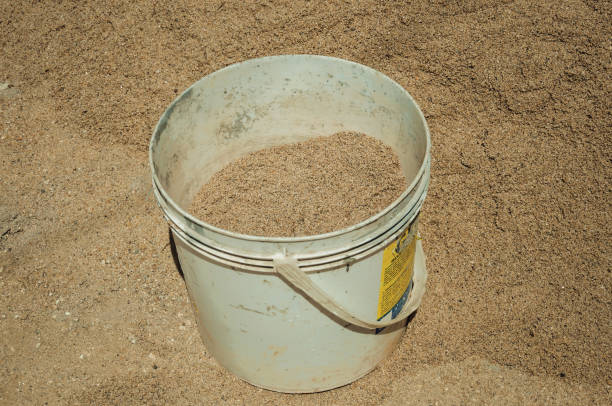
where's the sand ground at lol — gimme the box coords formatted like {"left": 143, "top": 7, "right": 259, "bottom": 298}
{"left": 1, "top": 0, "right": 610, "bottom": 404}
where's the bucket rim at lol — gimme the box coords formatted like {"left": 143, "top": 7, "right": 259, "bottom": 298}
{"left": 149, "top": 54, "right": 431, "bottom": 243}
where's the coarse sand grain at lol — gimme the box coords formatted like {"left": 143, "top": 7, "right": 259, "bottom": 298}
{"left": 189, "top": 131, "right": 407, "bottom": 237}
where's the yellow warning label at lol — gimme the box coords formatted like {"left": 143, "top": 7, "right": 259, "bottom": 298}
{"left": 377, "top": 220, "right": 418, "bottom": 320}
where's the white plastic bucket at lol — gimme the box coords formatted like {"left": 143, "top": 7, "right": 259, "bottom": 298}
{"left": 150, "top": 55, "right": 431, "bottom": 393}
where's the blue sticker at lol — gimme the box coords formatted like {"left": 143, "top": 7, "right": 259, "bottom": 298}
{"left": 391, "top": 280, "right": 413, "bottom": 319}
{"left": 375, "top": 281, "right": 413, "bottom": 335}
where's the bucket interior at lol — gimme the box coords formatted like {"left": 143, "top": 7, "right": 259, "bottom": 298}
{"left": 151, "top": 56, "right": 429, "bottom": 214}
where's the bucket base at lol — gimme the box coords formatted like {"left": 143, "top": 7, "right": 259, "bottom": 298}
{"left": 237, "top": 330, "right": 403, "bottom": 393}
{"left": 184, "top": 241, "right": 427, "bottom": 393}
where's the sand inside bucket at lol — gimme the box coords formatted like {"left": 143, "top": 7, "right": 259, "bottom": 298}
{"left": 189, "top": 131, "right": 407, "bottom": 237}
